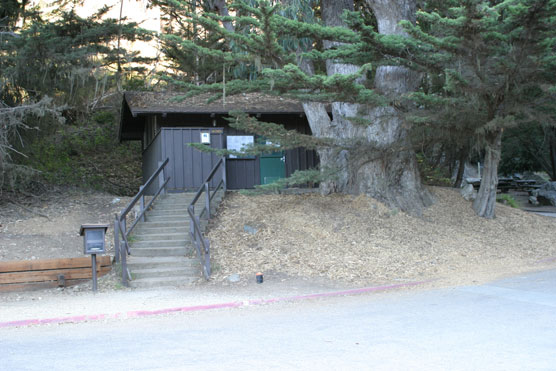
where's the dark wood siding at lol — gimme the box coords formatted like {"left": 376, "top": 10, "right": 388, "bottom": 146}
{"left": 160, "top": 128, "right": 224, "bottom": 191}
{"left": 141, "top": 112, "right": 318, "bottom": 190}
{"left": 278, "top": 114, "right": 319, "bottom": 178}
{"left": 226, "top": 158, "right": 260, "bottom": 189}
{"left": 142, "top": 131, "right": 162, "bottom": 195}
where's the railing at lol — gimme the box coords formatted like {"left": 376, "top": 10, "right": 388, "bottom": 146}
{"left": 188, "top": 157, "right": 227, "bottom": 280}
{"left": 114, "top": 158, "right": 170, "bottom": 286}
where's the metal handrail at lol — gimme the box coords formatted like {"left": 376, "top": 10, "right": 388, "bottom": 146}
{"left": 190, "top": 157, "right": 225, "bottom": 204}
{"left": 115, "top": 217, "right": 132, "bottom": 286}
{"left": 189, "top": 157, "right": 226, "bottom": 280}
{"left": 114, "top": 158, "right": 170, "bottom": 286}
{"left": 126, "top": 177, "right": 170, "bottom": 236}
{"left": 119, "top": 158, "right": 169, "bottom": 218}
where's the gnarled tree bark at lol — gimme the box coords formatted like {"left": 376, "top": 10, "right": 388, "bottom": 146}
{"left": 211, "top": 0, "right": 432, "bottom": 215}
{"left": 302, "top": 0, "right": 432, "bottom": 215}
{"left": 473, "top": 128, "right": 503, "bottom": 218}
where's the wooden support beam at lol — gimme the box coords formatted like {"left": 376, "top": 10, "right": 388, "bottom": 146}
{"left": 0, "top": 266, "right": 111, "bottom": 284}
{"left": 0, "top": 256, "right": 111, "bottom": 273}
{"left": 0, "top": 257, "right": 112, "bottom": 291}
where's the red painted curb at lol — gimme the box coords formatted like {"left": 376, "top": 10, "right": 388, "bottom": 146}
{"left": 535, "top": 256, "right": 556, "bottom": 264}
{"left": 0, "top": 280, "right": 430, "bottom": 329}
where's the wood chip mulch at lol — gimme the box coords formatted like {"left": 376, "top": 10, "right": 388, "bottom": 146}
{"left": 207, "top": 187, "right": 556, "bottom": 286}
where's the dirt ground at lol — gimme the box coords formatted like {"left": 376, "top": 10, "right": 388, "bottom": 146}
{"left": 1, "top": 186, "right": 555, "bottom": 299}
{"left": 207, "top": 187, "right": 556, "bottom": 287}
{"left": 0, "top": 189, "right": 131, "bottom": 261}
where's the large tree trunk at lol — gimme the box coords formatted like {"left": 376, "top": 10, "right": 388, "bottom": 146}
{"left": 549, "top": 127, "right": 556, "bottom": 181}
{"left": 302, "top": 0, "right": 432, "bottom": 215}
{"left": 473, "top": 129, "right": 503, "bottom": 218}
{"left": 453, "top": 147, "right": 469, "bottom": 188}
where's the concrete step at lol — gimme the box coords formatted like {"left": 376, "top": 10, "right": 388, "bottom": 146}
{"left": 129, "top": 275, "right": 198, "bottom": 289}
{"left": 144, "top": 210, "right": 206, "bottom": 219}
{"left": 153, "top": 202, "right": 193, "bottom": 208}
{"left": 146, "top": 202, "right": 217, "bottom": 215}
{"left": 147, "top": 215, "right": 190, "bottom": 222}
{"left": 127, "top": 256, "right": 198, "bottom": 270}
{"left": 133, "top": 225, "right": 189, "bottom": 240}
{"left": 143, "top": 217, "right": 212, "bottom": 226}
{"left": 159, "top": 193, "right": 196, "bottom": 199}
{"left": 132, "top": 266, "right": 199, "bottom": 279}
{"left": 130, "top": 246, "right": 192, "bottom": 257}
{"left": 133, "top": 226, "right": 189, "bottom": 235}
{"left": 160, "top": 194, "right": 196, "bottom": 199}
{"left": 131, "top": 239, "right": 189, "bottom": 248}
{"left": 134, "top": 233, "right": 187, "bottom": 242}
{"left": 134, "top": 221, "right": 207, "bottom": 231}
{"left": 122, "top": 190, "right": 223, "bottom": 289}
{"left": 138, "top": 221, "right": 189, "bottom": 228}
{"left": 155, "top": 197, "right": 194, "bottom": 204}
{"left": 147, "top": 209, "right": 189, "bottom": 216}
{"left": 156, "top": 194, "right": 222, "bottom": 204}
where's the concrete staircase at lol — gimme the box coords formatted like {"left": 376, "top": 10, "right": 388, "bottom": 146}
{"left": 126, "top": 191, "right": 223, "bottom": 289}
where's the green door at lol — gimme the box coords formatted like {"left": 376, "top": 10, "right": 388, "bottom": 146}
{"left": 260, "top": 151, "right": 285, "bottom": 185}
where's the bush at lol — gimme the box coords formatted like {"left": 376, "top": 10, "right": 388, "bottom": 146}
{"left": 496, "top": 194, "right": 519, "bottom": 208}
{"left": 416, "top": 153, "right": 452, "bottom": 187}
{"left": 21, "top": 110, "right": 142, "bottom": 195}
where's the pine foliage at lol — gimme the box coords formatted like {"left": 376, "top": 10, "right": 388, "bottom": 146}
{"left": 0, "top": 2, "right": 151, "bottom": 193}
{"left": 395, "top": 0, "right": 556, "bottom": 217}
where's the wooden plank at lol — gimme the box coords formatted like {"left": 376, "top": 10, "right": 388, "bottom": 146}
{"left": 0, "top": 266, "right": 111, "bottom": 284}
{"left": 0, "top": 256, "right": 111, "bottom": 273}
{"left": 0, "top": 279, "right": 90, "bottom": 293}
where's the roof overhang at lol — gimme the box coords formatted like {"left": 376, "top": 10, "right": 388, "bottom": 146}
{"left": 119, "top": 91, "right": 315, "bottom": 142}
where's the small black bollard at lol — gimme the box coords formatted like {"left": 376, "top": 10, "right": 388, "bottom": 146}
{"left": 57, "top": 274, "right": 66, "bottom": 287}
{"left": 256, "top": 272, "right": 263, "bottom": 284}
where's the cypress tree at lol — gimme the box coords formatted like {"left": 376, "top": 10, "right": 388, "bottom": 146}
{"left": 156, "top": 0, "right": 434, "bottom": 215}
{"left": 396, "top": 0, "right": 556, "bottom": 218}
{"left": 0, "top": 2, "right": 152, "bottom": 191}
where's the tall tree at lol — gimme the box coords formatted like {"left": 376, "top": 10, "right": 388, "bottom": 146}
{"left": 156, "top": 0, "right": 433, "bottom": 215}
{"left": 398, "top": 0, "right": 556, "bottom": 218}
{"left": 0, "top": 2, "right": 151, "bottom": 192}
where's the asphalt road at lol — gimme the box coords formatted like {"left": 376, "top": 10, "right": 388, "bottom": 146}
{"left": 2, "top": 269, "right": 555, "bottom": 371}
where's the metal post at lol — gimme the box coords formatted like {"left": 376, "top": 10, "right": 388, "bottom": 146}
{"left": 189, "top": 206, "right": 196, "bottom": 244}
{"left": 158, "top": 161, "right": 165, "bottom": 195}
{"left": 204, "top": 238, "right": 211, "bottom": 277}
{"left": 121, "top": 240, "right": 128, "bottom": 287}
{"left": 139, "top": 185, "right": 145, "bottom": 222}
{"left": 205, "top": 182, "right": 211, "bottom": 219}
{"left": 114, "top": 215, "right": 120, "bottom": 264}
{"left": 91, "top": 254, "right": 98, "bottom": 292}
{"left": 222, "top": 157, "right": 227, "bottom": 191}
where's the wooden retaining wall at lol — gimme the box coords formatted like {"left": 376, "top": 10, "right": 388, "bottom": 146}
{"left": 0, "top": 256, "right": 111, "bottom": 292}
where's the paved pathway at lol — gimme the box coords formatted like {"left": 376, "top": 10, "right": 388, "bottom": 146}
{"left": 1, "top": 269, "right": 555, "bottom": 370}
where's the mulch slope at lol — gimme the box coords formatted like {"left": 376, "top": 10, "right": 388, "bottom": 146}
{"left": 207, "top": 187, "right": 556, "bottom": 286}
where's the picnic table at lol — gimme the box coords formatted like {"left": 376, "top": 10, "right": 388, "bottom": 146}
{"left": 465, "top": 177, "right": 539, "bottom": 193}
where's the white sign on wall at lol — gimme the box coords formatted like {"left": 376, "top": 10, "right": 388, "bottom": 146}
{"left": 227, "top": 136, "right": 254, "bottom": 159}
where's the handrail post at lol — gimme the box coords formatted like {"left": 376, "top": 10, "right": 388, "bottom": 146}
{"left": 158, "top": 161, "right": 165, "bottom": 195}
{"left": 205, "top": 182, "right": 210, "bottom": 219}
{"left": 121, "top": 237, "right": 128, "bottom": 287}
{"left": 122, "top": 217, "right": 127, "bottom": 239}
{"left": 186, "top": 157, "right": 227, "bottom": 281}
{"left": 189, "top": 206, "right": 195, "bottom": 243}
{"left": 222, "top": 157, "right": 227, "bottom": 191}
{"left": 204, "top": 238, "right": 211, "bottom": 277}
{"left": 163, "top": 161, "right": 168, "bottom": 194}
{"left": 114, "top": 214, "right": 120, "bottom": 264}
{"left": 139, "top": 185, "right": 145, "bottom": 222}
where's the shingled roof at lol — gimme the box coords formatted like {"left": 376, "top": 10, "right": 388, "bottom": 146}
{"left": 124, "top": 91, "right": 305, "bottom": 115}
